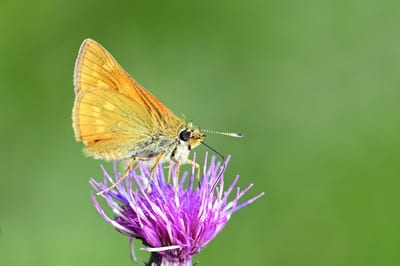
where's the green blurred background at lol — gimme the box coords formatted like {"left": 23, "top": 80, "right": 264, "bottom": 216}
{"left": 1, "top": 0, "right": 399, "bottom": 265}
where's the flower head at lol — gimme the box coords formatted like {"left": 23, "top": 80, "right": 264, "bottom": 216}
{"left": 90, "top": 154, "right": 264, "bottom": 265}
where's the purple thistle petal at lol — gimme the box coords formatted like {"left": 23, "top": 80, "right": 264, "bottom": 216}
{"left": 90, "top": 153, "right": 263, "bottom": 265}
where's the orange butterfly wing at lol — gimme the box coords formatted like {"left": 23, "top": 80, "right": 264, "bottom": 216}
{"left": 74, "top": 38, "right": 176, "bottom": 124}
{"left": 72, "top": 39, "right": 184, "bottom": 160}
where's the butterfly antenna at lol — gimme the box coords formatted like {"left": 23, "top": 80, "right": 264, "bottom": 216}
{"left": 202, "top": 129, "right": 243, "bottom": 138}
{"left": 201, "top": 142, "right": 227, "bottom": 195}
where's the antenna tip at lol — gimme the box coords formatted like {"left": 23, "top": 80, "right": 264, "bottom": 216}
{"left": 235, "top": 132, "right": 244, "bottom": 138}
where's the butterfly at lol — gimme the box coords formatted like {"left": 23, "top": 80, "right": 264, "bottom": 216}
{"left": 72, "top": 39, "right": 241, "bottom": 193}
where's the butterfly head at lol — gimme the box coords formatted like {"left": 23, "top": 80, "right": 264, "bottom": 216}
{"left": 178, "top": 122, "right": 205, "bottom": 150}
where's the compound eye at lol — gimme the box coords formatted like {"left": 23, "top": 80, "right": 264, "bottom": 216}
{"left": 179, "top": 130, "right": 191, "bottom": 141}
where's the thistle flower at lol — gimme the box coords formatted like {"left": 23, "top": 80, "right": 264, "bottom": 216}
{"left": 90, "top": 154, "right": 264, "bottom": 265}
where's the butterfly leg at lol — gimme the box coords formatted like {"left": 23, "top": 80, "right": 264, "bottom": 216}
{"left": 185, "top": 159, "right": 201, "bottom": 181}
{"left": 97, "top": 158, "right": 137, "bottom": 195}
{"left": 146, "top": 152, "right": 166, "bottom": 192}
{"left": 170, "top": 157, "right": 200, "bottom": 181}
{"left": 171, "top": 157, "right": 181, "bottom": 182}
{"left": 167, "top": 163, "right": 173, "bottom": 183}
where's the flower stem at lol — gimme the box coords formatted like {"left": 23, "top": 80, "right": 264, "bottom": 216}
{"left": 148, "top": 253, "right": 193, "bottom": 266}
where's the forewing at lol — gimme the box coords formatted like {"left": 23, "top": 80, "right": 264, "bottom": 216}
{"left": 73, "top": 38, "right": 180, "bottom": 131}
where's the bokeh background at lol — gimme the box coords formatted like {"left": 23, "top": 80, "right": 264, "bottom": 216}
{"left": 1, "top": 1, "right": 399, "bottom": 265}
